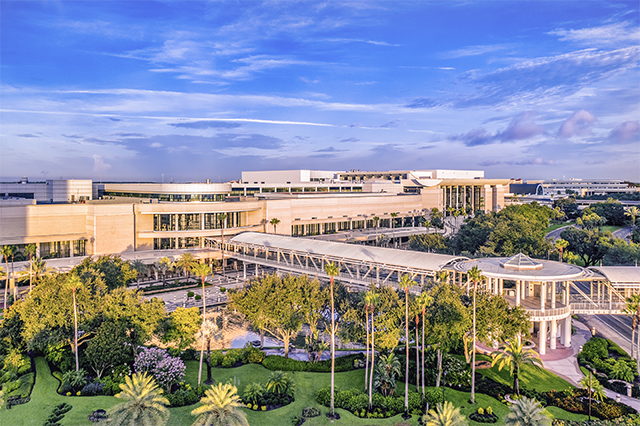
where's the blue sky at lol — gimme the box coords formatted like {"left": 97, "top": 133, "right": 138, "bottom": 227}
{"left": 1, "top": 1, "right": 639, "bottom": 182}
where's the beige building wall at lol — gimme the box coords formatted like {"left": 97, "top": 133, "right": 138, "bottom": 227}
{"left": 0, "top": 204, "right": 89, "bottom": 246}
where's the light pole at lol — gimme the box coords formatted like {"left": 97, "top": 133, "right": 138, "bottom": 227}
{"left": 442, "top": 370, "right": 447, "bottom": 403}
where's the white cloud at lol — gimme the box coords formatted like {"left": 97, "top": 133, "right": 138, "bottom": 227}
{"left": 549, "top": 21, "right": 640, "bottom": 47}
{"left": 93, "top": 154, "right": 112, "bottom": 173}
{"left": 558, "top": 110, "right": 597, "bottom": 138}
{"left": 440, "top": 44, "right": 513, "bottom": 59}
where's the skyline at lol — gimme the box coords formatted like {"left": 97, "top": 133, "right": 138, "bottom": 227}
{"left": 1, "top": 1, "right": 639, "bottom": 183}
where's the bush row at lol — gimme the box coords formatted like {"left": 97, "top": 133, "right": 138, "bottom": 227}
{"left": 262, "top": 353, "right": 363, "bottom": 373}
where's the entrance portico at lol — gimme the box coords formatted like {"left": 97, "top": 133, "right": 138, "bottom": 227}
{"left": 448, "top": 253, "right": 595, "bottom": 355}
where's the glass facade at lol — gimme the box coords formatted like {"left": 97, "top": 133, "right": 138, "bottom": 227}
{"left": 39, "top": 240, "right": 85, "bottom": 259}
{"left": 103, "top": 191, "right": 226, "bottom": 202}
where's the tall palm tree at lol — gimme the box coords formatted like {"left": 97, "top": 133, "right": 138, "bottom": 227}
{"left": 219, "top": 213, "right": 228, "bottom": 276}
{"left": 197, "top": 318, "right": 220, "bottom": 385}
{"left": 467, "top": 265, "right": 485, "bottom": 404}
{"left": 368, "top": 291, "right": 380, "bottom": 410}
{"left": 176, "top": 252, "right": 197, "bottom": 279}
{"left": 414, "top": 306, "right": 420, "bottom": 394}
{"left": 130, "top": 260, "right": 148, "bottom": 288}
{"left": 554, "top": 238, "right": 569, "bottom": 262}
{"left": 363, "top": 291, "right": 373, "bottom": 391}
{"left": 390, "top": 212, "right": 398, "bottom": 230}
{"left": 108, "top": 372, "right": 170, "bottom": 426}
{"left": 191, "top": 382, "right": 248, "bottom": 426}
{"left": 324, "top": 261, "right": 340, "bottom": 418}
{"left": 24, "top": 244, "right": 36, "bottom": 293}
{"left": 157, "top": 257, "right": 173, "bottom": 286}
{"left": 269, "top": 217, "right": 281, "bottom": 234}
{"left": 29, "top": 257, "right": 51, "bottom": 288}
{"left": 624, "top": 295, "right": 640, "bottom": 361}
{"left": 504, "top": 396, "right": 551, "bottom": 426}
{"left": 192, "top": 262, "right": 212, "bottom": 386}
{"left": 422, "top": 401, "right": 467, "bottom": 426}
{"left": 64, "top": 274, "right": 82, "bottom": 371}
{"left": 373, "top": 216, "right": 380, "bottom": 233}
{"left": 2, "top": 245, "right": 15, "bottom": 311}
{"left": 491, "top": 338, "right": 543, "bottom": 395}
{"left": 416, "top": 291, "right": 432, "bottom": 398}
{"left": 625, "top": 206, "right": 639, "bottom": 228}
{"left": 399, "top": 274, "right": 415, "bottom": 413}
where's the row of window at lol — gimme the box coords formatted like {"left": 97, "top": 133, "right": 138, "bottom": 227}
{"left": 154, "top": 237, "right": 201, "bottom": 250}
{"left": 153, "top": 212, "right": 243, "bottom": 232}
{"left": 102, "top": 191, "right": 227, "bottom": 202}
{"left": 289, "top": 217, "right": 426, "bottom": 236}
{"left": 40, "top": 240, "right": 86, "bottom": 259}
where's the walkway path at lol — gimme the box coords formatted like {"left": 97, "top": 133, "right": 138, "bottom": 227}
{"left": 543, "top": 319, "right": 640, "bottom": 412}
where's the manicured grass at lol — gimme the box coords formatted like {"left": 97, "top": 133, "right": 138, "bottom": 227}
{"left": 545, "top": 222, "right": 575, "bottom": 234}
{"left": 0, "top": 356, "right": 596, "bottom": 426}
{"left": 476, "top": 354, "right": 574, "bottom": 392}
{"left": 601, "top": 225, "right": 622, "bottom": 234}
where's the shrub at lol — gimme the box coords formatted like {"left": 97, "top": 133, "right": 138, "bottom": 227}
{"left": 134, "top": 347, "right": 185, "bottom": 390}
{"left": 486, "top": 406, "right": 493, "bottom": 415}
{"left": 80, "top": 381, "right": 104, "bottom": 396}
{"left": 316, "top": 386, "right": 333, "bottom": 406}
{"left": 195, "top": 295, "right": 202, "bottom": 301}
{"left": 2, "top": 380, "right": 20, "bottom": 394}
{"left": 261, "top": 406, "right": 266, "bottom": 411}
{"left": 302, "top": 406, "right": 320, "bottom": 418}
{"left": 262, "top": 353, "right": 364, "bottom": 372}
{"left": 187, "top": 291, "right": 194, "bottom": 298}
{"left": 478, "top": 407, "right": 485, "bottom": 415}
{"left": 180, "top": 349, "right": 198, "bottom": 361}
{"left": 423, "top": 387, "right": 444, "bottom": 406}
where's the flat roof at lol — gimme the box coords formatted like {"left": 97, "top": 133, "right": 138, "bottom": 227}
{"left": 229, "top": 232, "right": 467, "bottom": 272}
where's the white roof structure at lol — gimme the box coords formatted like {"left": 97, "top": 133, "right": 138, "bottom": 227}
{"left": 449, "top": 253, "right": 593, "bottom": 281}
{"left": 589, "top": 266, "right": 640, "bottom": 286}
{"left": 229, "top": 232, "right": 466, "bottom": 272}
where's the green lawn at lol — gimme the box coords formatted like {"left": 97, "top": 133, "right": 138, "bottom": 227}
{"left": 545, "top": 223, "right": 573, "bottom": 234}
{"left": 601, "top": 225, "right": 622, "bottom": 234}
{"left": 0, "top": 357, "right": 595, "bottom": 426}
{"left": 476, "top": 354, "right": 574, "bottom": 392}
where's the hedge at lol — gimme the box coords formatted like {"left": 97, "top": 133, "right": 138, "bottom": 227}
{"left": 262, "top": 353, "right": 364, "bottom": 372}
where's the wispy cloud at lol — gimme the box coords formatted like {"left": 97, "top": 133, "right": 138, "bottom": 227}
{"left": 440, "top": 44, "right": 513, "bottom": 59}
{"left": 325, "top": 38, "right": 401, "bottom": 47}
{"left": 169, "top": 121, "right": 242, "bottom": 129}
{"left": 558, "top": 110, "right": 597, "bottom": 138}
{"left": 549, "top": 21, "right": 640, "bottom": 47}
{"left": 609, "top": 120, "right": 640, "bottom": 144}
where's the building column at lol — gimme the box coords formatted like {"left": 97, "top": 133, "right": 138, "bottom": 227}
{"left": 550, "top": 320, "right": 557, "bottom": 350}
{"left": 516, "top": 280, "right": 521, "bottom": 306}
{"left": 243, "top": 263, "right": 247, "bottom": 280}
{"left": 551, "top": 282, "right": 556, "bottom": 309}
{"left": 564, "top": 316, "right": 572, "bottom": 347}
{"left": 541, "top": 282, "right": 546, "bottom": 311}
{"left": 539, "top": 320, "right": 547, "bottom": 355}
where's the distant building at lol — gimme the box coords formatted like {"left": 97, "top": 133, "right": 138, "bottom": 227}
{"left": 510, "top": 179, "right": 638, "bottom": 197}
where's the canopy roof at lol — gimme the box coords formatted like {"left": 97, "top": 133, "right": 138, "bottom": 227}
{"left": 229, "top": 232, "right": 467, "bottom": 272}
{"left": 589, "top": 266, "right": 640, "bottom": 284}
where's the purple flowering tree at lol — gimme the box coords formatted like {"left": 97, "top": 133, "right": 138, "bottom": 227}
{"left": 134, "top": 347, "right": 186, "bottom": 392}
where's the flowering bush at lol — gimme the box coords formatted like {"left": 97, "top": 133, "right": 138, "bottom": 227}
{"left": 134, "top": 347, "right": 186, "bottom": 392}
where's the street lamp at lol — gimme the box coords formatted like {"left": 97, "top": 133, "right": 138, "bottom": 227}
{"left": 586, "top": 365, "right": 595, "bottom": 421}
{"left": 442, "top": 370, "right": 447, "bottom": 403}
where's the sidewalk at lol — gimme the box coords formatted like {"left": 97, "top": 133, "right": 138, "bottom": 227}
{"left": 543, "top": 319, "right": 640, "bottom": 412}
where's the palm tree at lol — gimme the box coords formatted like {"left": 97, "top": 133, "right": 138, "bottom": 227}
{"left": 108, "top": 372, "right": 170, "bottom": 426}
{"left": 416, "top": 291, "right": 432, "bottom": 398}
{"left": 219, "top": 213, "right": 228, "bottom": 276}
{"left": 192, "top": 262, "right": 212, "bottom": 387}
{"left": 64, "top": 274, "right": 82, "bottom": 372}
{"left": 367, "top": 291, "right": 380, "bottom": 410}
{"left": 191, "top": 382, "right": 248, "bottom": 426}
{"left": 176, "top": 253, "right": 197, "bottom": 279}
{"left": 436, "top": 270, "right": 449, "bottom": 285}
{"left": 422, "top": 401, "right": 467, "bottom": 426}
{"left": 269, "top": 217, "right": 281, "bottom": 234}
{"left": 197, "top": 318, "right": 220, "bottom": 385}
{"left": 626, "top": 206, "right": 639, "bottom": 228}
{"left": 29, "top": 257, "right": 51, "bottom": 288}
{"left": 491, "top": 339, "right": 543, "bottom": 395}
{"left": 390, "top": 212, "right": 398, "bottom": 230}
{"left": 624, "top": 295, "right": 640, "bottom": 361}
{"left": 579, "top": 375, "right": 606, "bottom": 402}
{"left": 2, "top": 245, "right": 15, "bottom": 311}
{"left": 130, "top": 260, "right": 148, "bottom": 288}
{"left": 373, "top": 216, "right": 380, "bottom": 233}
{"left": 373, "top": 353, "right": 402, "bottom": 396}
{"left": 414, "top": 306, "right": 420, "bottom": 394}
{"left": 157, "top": 257, "right": 173, "bottom": 286}
{"left": 24, "top": 244, "right": 36, "bottom": 293}
{"left": 363, "top": 291, "right": 373, "bottom": 391}
{"left": 467, "top": 265, "right": 485, "bottom": 404}
{"left": 504, "top": 396, "right": 551, "bottom": 426}
{"left": 554, "top": 239, "right": 569, "bottom": 262}
{"left": 399, "top": 274, "right": 415, "bottom": 412}
{"left": 324, "top": 261, "right": 340, "bottom": 418}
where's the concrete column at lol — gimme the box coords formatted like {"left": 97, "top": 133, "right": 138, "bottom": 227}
{"left": 243, "top": 263, "right": 247, "bottom": 280}
{"left": 541, "top": 282, "right": 546, "bottom": 311}
{"left": 551, "top": 282, "right": 556, "bottom": 309}
{"left": 564, "top": 317, "right": 572, "bottom": 347}
{"left": 516, "top": 280, "right": 521, "bottom": 306}
{"left": 521, "top": 281, "right": 526, "bottom": 300}
{"left": 550, "top": 320, "right": 557, "bottom": 350}
{"left": 539, "top": 320, "right": 547, "bottom": 355}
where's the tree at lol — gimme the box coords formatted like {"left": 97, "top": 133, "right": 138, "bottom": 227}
{"left": 197, "top": 318, "right": 222, "bottom": 384}
{"left": 427, "top": 281, "right": 469, "bottom": 388}
{"left": 163, "top": 307, "right": 201, "bottom": 350}
{"left": 422, "top": 401, "right": 467, "bottom": 426}
{"left": 626, "top": 206, "right": 640, "bottom": 228}
{"left": 156, "top": 257, "right": 173, "bottom": 286}
{"left": 367, "top": 291, "right": 380, "bottom": 410}
{"left": 409, "top": 234, "right": 449, "bottom": 254}
{"left": 624, "top": 295, "right": 640, "bottom": 361}
{"left": 579, "top": 375, "right": 606, "bottom": 402}
{"left": 2, "top": 245, "right": 15, "bottom": 311}
{"left": 467, "top": 265, "right": 485, "bottom": 404}
{"left": 64, "top": 274, "right": 82, "bottom": 372}
{"left": 269, "top": 217, "right": 281, "bottom": 234}
{"left": 491, "top": 339, "right": 543, "bottom": 394}
{"left": 108, "top": 372, "right": 170, "bottom": 426}
{"left": 373, "top": 353, "right": 402, "bottom": 397}
{"left": 561, "top": 227, "right": 611, "bottom": 266}
{"left": 219, "top": 213, "right": 228, "bottom": 275}
{"left": 191, "top": 262, "right": 212, "bottom": 387}
{"left": 176, "top": 253, "right": 197, "bottom": 279}
{"left": 324, "top": 261, "right": 340, "bottom": 418}
{"left": 416, "top": 291, "right": 432, "bottom": 398}
{"left": 131, "top": 260, "right": 148, "bottom": 287}
{"left": 504, "top": 396, "right": 551, "bottom": 426}
{"left": 399, "top": 274, "right": 415, "bottom": 412}
{"left": 24, "top": 244, "right": 36, "bottom": 293}
{"left": 363, "top": 292, "right": 372, "bottom": 391}
{"left": 577, "top": 208, "right": 607, "bottom": 231}
{"left": 229, "top": 279, "right": 270, "bottom": 349}
{"left": 85, "top": 320, "right": 130, "bottom": 379}
{"left": 390, "top": 212, "right": 398, "bottom": 229}
{"left": 27, "top": 257, "right": 52, "bottom": 290}
{"left": 373, "top": 216, "right": 380, "bottom": 232}
{"left": 74, "top": 255, "right": 137, "bottom": 291}
{"left": 554, "top": 238, "right": 569, "bottom": 262}
{"left": 191, "top": 382, "right": 248, "bottom": 426}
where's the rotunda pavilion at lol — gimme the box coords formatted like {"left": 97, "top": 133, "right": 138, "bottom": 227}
{"left": 447, "top": 253, "right": 596, "bottom": 355}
